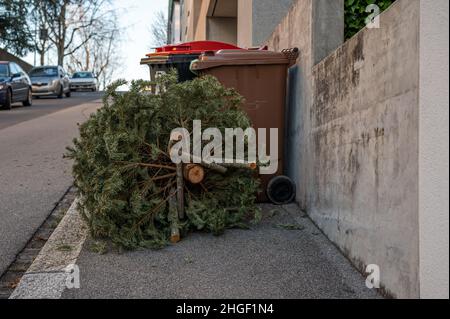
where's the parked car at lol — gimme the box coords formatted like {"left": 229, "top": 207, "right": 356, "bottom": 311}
{"left": 70, "top": 71, "right": 98, "bottom": 92}
{"left": 29, "top": 66, "right": 71, "bottom": 98}
{"left": 0, "top": 61, "right": 33, "bottom": 110}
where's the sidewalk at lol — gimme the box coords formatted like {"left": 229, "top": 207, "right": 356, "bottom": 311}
{"left": 47, "top": 204, "right": 380, "bottom": 299}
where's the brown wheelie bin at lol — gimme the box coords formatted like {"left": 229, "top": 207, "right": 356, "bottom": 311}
{"left": 191, "top": 49, "right": 299, "bottom": 203}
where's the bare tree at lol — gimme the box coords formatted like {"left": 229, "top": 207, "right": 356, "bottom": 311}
{"left": 38, "top": 0, "right": 114, "bottom": 65}
{"left": 66, "top": 12, "right": 122, "bottom": 90}
{"left": 29, "top": 0, "right": 52, "bottom": 65}
{"left": 150, "top": 10, "right": 168, "bottom": 48}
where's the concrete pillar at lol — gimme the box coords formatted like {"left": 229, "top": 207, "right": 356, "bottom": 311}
{"left": 419, "top": 0, "right": 449, "bottom": 299}
{"left": 237, "top": 0, "right": 253, "bottom": 48}
{"left": 252, "top": 0, "right": 295, "bottom": 46}
{"left": 312, "top": 0, "right": 344, "bottom": 64}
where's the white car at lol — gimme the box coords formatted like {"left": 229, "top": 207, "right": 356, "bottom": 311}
{"left": 70, "top": 71, "right": 98, "bottom": 92}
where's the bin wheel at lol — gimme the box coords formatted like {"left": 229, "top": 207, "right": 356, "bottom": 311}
{"left": 267, "top": 176, "right": 296, "bottom": 205}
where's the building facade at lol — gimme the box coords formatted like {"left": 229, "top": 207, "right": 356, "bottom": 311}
{"left": 0, "top": 49, "right": 33, "bottom": 73}
{"left": 168, "top": 0, "right": 294, "bottom": 47}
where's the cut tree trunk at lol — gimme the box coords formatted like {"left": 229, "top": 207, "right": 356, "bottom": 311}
{"left": 176, "top": 163, "right": 185, "bottom": 220}
{"left": 183, "top": 164, "right": 205, "bottom": 184}
{"left": 169, "top": 188, "right": 180, "bottom": 244}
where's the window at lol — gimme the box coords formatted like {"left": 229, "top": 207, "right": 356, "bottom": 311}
{"left": 0, "top": 64, "right": 9, "bottom": 77}
{"left": 30, "top": 67, "right": 58, "bottom": 77}
{"left": 14, "top": 63, "right": 24, "bottom": 75}
{"left": 72, "top": 72, "right": 95, "bottom": 79}
{"left": 9, "top": 63, "right": 19, "bottom": 75}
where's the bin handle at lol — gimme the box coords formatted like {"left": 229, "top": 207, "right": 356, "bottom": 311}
{"left": 282, "top": 48, "right": 299, "bottom": 66}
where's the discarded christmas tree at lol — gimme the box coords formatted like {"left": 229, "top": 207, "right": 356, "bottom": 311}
{"left": 67, "top": 72, "right": 261, "bottom": 250}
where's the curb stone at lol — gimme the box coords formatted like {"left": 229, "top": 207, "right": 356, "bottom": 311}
{"left": 10, "top": 199, "right": 88, "bottom": 299}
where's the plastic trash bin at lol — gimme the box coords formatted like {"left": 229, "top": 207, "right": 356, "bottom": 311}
{"left": 191, "top": 48, "right": 299, "bottom": 203}
{"left": 140, "top": 41, "right": 243, "bottom": 83}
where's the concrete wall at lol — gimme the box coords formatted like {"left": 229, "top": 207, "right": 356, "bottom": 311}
{"left": 177, "top": 0, "right": 209, "bottom": 43}
{"left": 173, "top": 0, "right": 293, "bottom": 47}
{"left": 310, "top": 0, "right": 420, "bottom": 298}
{"left": 207, "top": 17, "right": 238, "bottom": 44}
{"left": 180, "top": 0, "right": 187, "bottom": 41}
{"left": 265, "top": 0, "right": 344, "bottom": 217}
{"left": 169, "top": 1, "right": 182, "bottom": 44}
{"left": 179, "top": 0, "right": 239, "bottom": 44}
{"left": 184, "top": 0, "right": 197, "bottom": 41}
{"left": 418, "top": 0, "right": 449, "bottom": 299}
{"left": 171, "top": 0, "right": 449, "bottom": 298}
{"left": 194, "top": 0, "right": 209, "bottom": 40}
{"left": 266, "top": 0, "right": 313, "bottom": 205}
{"left": 252, "top": 0, "right": 294, "bottom": 46}
{"left": 264, "top": 0, "right": 449, "bottom": 298}
{"left": 237, "top": 0, "right": 253, "bottom": 47}
{"left": 312, "top": 0, "right": 344, "bottom": 64}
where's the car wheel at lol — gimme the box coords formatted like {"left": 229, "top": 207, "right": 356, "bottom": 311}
{"left": 2, "top": 89, "right": 12, "bottom": 110}
{"left": 65, "top": 90, "right": 71, "bottom": 98}
{"left": 57, "top": 85, "right": 64, "bottom": 99}
{"left": 23, "top": 89, "right": 32, "bottom": 107}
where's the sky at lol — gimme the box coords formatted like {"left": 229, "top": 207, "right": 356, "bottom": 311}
{"left": 24, "top": 0, "right": 169, "bottom": 85}
{"left": 112, "top": 0, "right": 169, "bottom": 83}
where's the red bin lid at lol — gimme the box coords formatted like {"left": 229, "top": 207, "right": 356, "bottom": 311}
{"left": 147, "top": 41, "right": 243, "bottom": 57}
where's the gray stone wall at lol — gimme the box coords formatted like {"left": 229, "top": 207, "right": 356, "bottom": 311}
{"left": 266, "top": 0, "right": 424, "bottom": 298}
{"left": 310, "top": 0, "right": 420, "bottom": 298}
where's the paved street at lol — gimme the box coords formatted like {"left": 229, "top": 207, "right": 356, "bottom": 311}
{"left": 0, "top": 92, "right": 102, "bottom": 277}
{"left": 0, "top": 92, "right": 101, "bottom": 131}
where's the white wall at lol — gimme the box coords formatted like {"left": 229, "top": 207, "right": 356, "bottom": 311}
{"left": 419, "top": 0, "right": 449, "bottom": 299}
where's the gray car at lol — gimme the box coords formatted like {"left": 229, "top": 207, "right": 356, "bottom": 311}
{"left": 30, "top": 66, "right": 71, "bottom": 98}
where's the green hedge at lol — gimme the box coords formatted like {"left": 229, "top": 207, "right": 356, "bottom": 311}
{"left": 345, "top": 0, "right": 395, "bottom": 39}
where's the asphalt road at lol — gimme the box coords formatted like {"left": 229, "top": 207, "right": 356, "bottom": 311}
{"left": 0, "top": 92, "right": 101, "bottom": 131}
{"left": 0, "top": 92, "right": 102, "bottom": 277}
